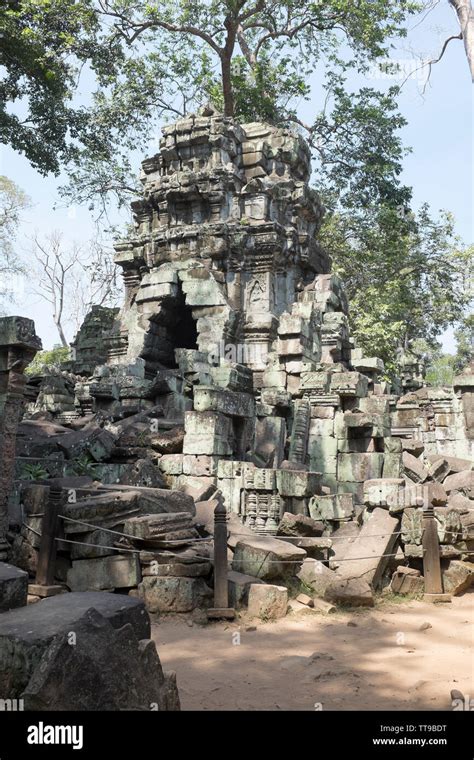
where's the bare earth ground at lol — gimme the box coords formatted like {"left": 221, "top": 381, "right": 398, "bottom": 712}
{"left": 151, "top": 591, "right": 474, "bottom": 711}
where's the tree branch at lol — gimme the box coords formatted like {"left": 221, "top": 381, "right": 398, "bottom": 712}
{"left": 400, "top": 33, "right": 462, "bottom": 91}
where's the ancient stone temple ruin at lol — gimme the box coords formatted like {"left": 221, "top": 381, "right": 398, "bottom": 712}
{"left": 0, "top": 108, "right": 472, "bottom": 708}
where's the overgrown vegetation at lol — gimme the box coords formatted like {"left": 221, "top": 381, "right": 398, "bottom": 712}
{"left": 25, "top": 346, "right": 70, "bottom": 375}
{"left": 1, "top": 1, "right": 471, "bottom": 373}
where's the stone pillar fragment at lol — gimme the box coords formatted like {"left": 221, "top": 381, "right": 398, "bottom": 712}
{"left": 0, "top": 317, "right": 41, "bottom": 559}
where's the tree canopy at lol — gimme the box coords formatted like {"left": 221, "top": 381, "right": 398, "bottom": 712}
{"left": 1, "top": 1, "right": 421, "bottom": 180}
{"left": 1, "top": 0, "right": 471, "bottom": 375}
{"left": 323, "top": 206, "right": 472, "bottom": 376}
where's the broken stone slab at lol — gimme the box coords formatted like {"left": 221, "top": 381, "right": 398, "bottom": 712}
{"left": 141, "top": 560, "right": 211, "bottom": 578}
{"left": 138, "top": 576, "right": 213, "bottom": 613}
{"left": 449, "top": 493, "right": 472, "bottom": 512}
{"left": 402, "top": 451, "right": 429, "bottom": 483}
{"left": 294, "top": 537, "right": 332, "bottom": 561}
{"left": 309, "top": 493, "right": 354, "bottom": 521}
{"left": 441, "top": 560, "right": 474, "bottom": 596}
{"left": 276, "top": 512, "right": 324, "bottom": 538}
{"left": 123, "top": 512, "right": 199, "bottom": 548}
{"left": 325, "top": 577, "right": 375, "bottom": 607}
{"left": 70, "top": 528, "right": 119, "bottom": 560}
{"left": 227, "top": 570, "right": 264, "bottom": 608}
{"left": 402, "top": 439, "right": 425, "bottom": 457}
{"left": 247, "top": 584, "right": 288, "bottom": 620}
{"left": 232, "top": 535, "right": 306, "bottom": 580}
{"left": 296, "top": 558, "right": 336, "bottom": 597}
{"left": 193, "top": 386, "right": 255, "bottom": 417}
{"left": 20, "top": 607, "right": 180, "bottom": 711}
{"left": 0, "top": 592, "right": 150, "bottom": 696}
{"left": 0, "top": 562, "right": 28, "bottom": 611}
{"left": 106, "top": 404, "right": 164, "bottom": 438}
{"left": 390, "top": 568, "right": 424, "bottom": 595}
{"left": 335, "top": 508, "right": 400, "bottom": 589}
{"left": 117, "top": 457, "right": 165, "bottom": 488}
{"left": 312, "top": 598, "right": 336, "bottom": 614}
{"left": 428, "top": 457, "right": 450, "bottom": 482}
{"left": 20, "top": 479, "right": 93, "bottom": 516}
{"left": 427, "top": 454, "right": 472, "bottom": 474}
{"left": 176, "top": 475, "right": 216, "bottom": 502}
{"left": 295, "top": 593, "right": 314, "bottom": 607}
{"left": 363, "top": 479, "right": 405, "bottom": 513}
{"left": 226, "top": 513, "right": 259, "bottom": 550}
{"left": 443, "top": 470, "right": 473, "bottom": 495}
{"left": 139, "top": 546, "right": 211, "bottom": 565}
{"left": 67, "top": 555, "right": 141, "bottom": 592}
{"left": 124, "top": 426, "right": 185, "bottom": 455}
{"left": 57, "top": 424, "right": 116, "bottom": 462}
{"left": 337, "top": 453, "right": 384, "bottom": 482}
{"left": 276, "top": 469, "right": 321, "bottom": 498}
{"left": 330, "top": 371, "right": 368, "bottom": 397}
{"left": 287, "top": 598, "right": 314, "bottom": 614}
{"left": 63, "top": 488, "right": 196, "bottom": 535}
{"left": 327, "top": 521, "right": 361, "bottom": 565}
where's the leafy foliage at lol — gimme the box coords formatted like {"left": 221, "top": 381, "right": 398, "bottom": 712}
{"left": 3, "top": 0, "right": 469, "bottom": 380}
{"left": 53, "top": 0, "right": 421, "bottom": 210}
{"left": 323, "top": 205, "right": 472, "bottom": 376}
{"left": 454, "top": 312, "right": 474, "bottom": 373}
{"left": 66, "top": 454, "right": 98, "bottom": 478}
{"left": 19, "top": 462, "right": 49, "bottom": 480}
{"left": 424, "top": 354, "right": 456, "bottom": 388}
{"left": 0, "top": 0, "right": 101, "bottom": 174}
{"left": 25, "top": 345, "right": 70, "bottom": 375}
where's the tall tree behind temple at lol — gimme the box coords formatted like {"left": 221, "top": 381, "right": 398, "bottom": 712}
{"left": 322, "top": 206, "right": 472, "bottom": 377}
{"left": 1, "top": 1, "right": 470, "bottom": 371}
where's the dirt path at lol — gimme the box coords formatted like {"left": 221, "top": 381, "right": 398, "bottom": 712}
{"left": 151, "top": 591, "right": 474, "bottom": 711}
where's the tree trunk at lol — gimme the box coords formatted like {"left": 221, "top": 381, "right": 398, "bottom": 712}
{"left": 221, "top": 15, "right": 237, "bottom": 118}
{"left": 450, "top": 0, "right": 474, "bottom": 79}
{"left": 221, "top": 53, "right": 235, "bottom": 117}
{"left": 54, "top": 318, "right": 69, "bottom": 348}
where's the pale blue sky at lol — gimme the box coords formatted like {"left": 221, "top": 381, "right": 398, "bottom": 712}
{"left": 1, "top": 1, "right": 472, "bottom": 350}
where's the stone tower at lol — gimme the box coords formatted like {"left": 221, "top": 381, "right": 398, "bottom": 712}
{"left": 105, "top": 107, "right": 329, "bottom": 376}
{"left": 54, "top": 108, "right": 473, "bottom": 534}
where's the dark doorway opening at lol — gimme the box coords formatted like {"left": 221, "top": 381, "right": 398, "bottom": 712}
{"left": 168, "top": 302, "right": 198, "bottom": 354}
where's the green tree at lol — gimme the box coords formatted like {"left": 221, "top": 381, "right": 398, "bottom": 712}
{"left": 57, "top": 0, "right": 421, "bottom": 210}
{"left": 418, "top": 339, "right": 457, "bottom": 387}
{"left": 323, "top": 204, "right": 472, "bottom": 376}
{"left": 0, "top": 0, "right": 103, "bottom": 174}
{"left": 1, "top": 0, "right": 421, "bottom": 182}
{"left": 25, "top": 345, "right": 70, "bottom": 375}
{"left": 454, "top": 313, "right": 474, "bottom": 372}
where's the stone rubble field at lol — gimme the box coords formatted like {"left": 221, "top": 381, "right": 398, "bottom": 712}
{"left": 0, "top": 108, "right": 472, "bottom": 710}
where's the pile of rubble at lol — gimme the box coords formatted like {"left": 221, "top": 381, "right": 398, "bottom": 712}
{"left": 0, "top": 108, "right": 472, "bottom": 625}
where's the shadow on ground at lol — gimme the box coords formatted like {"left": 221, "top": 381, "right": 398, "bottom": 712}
{"left": 151, "top": 590, "right": 474, "bottom": 711}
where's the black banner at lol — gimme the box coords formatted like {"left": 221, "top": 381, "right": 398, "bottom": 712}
{"left": 0, "top": 710, "right": 471, "bottom": 758}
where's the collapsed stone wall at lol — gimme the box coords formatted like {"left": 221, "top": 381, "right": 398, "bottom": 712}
{"left": 6, "top": 108, "right": 473, "bottom": 612}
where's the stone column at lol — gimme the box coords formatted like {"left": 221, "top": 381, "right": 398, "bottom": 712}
{"left": 0, "top": 317, "right": 41, "bottom": 560}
